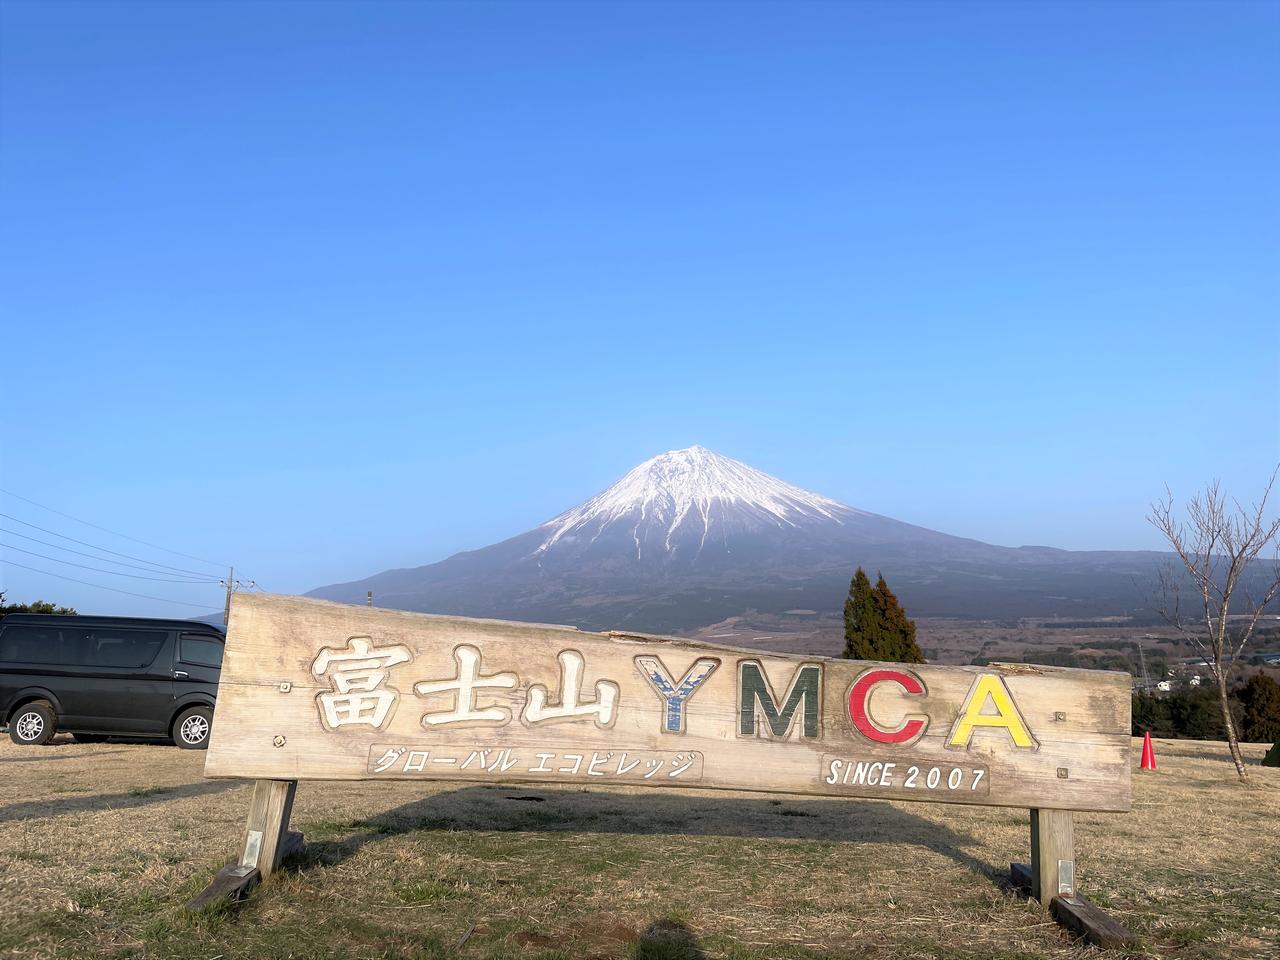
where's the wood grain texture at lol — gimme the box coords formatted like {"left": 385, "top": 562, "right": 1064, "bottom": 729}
{"left": 239, "top": 779, "right": 297, "bottom": 878}
{"left": 184, "top": 864, "right": 260, "bottom": 912}
{"left": 204, "top": 595, "right": 1132, "bottom": 812}
{"left": 1030, "top": 808, "right": 1075, "bottom": 904}
{"left": 1051, "top": 895, "right": 1138, "bottom": 948}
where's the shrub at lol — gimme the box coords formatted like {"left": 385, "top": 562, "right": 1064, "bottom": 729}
{"left": 1262, "top": 742, "right": 1280, "bottom": 768}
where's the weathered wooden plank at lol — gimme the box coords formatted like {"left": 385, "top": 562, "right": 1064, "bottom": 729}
{"left": 204, "top": 595, "right": 1132, "bottom": 812}
{"left": 1031, "top": 808, "right": 1075, "bottom": 904}
{"left": 1051, "top": 894, "right": 1138, "bottom": 948}
{"left": 1014, "top": 861, "right": 1135, "bottom": 947}
{"left": 184, "top": 815, "right": 302, "bottom": 913}
{"left": 185, "top": 863, "right": 260, "bottom": 912}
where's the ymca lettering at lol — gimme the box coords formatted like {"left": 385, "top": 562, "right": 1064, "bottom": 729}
{"left": 308, "top": 639, "right": 1044, "bottom": 753}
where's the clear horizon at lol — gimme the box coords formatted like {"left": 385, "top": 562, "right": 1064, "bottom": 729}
{"left": 2, "top": 1, "right": 1277, "bottom": 617}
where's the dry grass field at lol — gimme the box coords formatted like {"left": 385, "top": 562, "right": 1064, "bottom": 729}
{"left": 0, "top": 735, "right": 1276, "bottom": 960}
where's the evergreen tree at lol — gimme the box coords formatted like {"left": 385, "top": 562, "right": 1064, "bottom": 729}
{"left": 842, "top": 568, "right": 881, "bottom": 660}
{"left": 872, "top": 573, "right": 925, "bottom": 663}
{"left": 842, "top": 568, "right": 925, "bottom": 663}
{"left": 1132, "top": 693, "right": 1176, "bottom": 737}
{"left": 1168, "top": 686, "right": 1230, "bottom": 740}
{"left": 1240, "top": 675, "right": 1280, "bottom": 744}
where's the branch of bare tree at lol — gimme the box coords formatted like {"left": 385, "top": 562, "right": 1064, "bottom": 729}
{"left": 1147, "top": 467, "right": 1280, "bottom": 779}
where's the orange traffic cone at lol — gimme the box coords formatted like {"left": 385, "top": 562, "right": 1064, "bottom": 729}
{"left": 1140, "top": 731, "right": 1157, "bottom": 771}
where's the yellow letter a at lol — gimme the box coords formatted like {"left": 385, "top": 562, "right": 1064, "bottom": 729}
{"left": 948, "top": 674, "right": 1037, "bottom": 750}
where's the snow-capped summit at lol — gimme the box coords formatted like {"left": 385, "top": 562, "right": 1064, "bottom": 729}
{"left": 308, "top": 445, "right": 1170, "bottom": 634}
{"left": 536, "top": 445, "right": 858, "bottom": 559}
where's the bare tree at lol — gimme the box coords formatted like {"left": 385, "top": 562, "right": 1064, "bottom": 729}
{"left": 1148, "top": 469, "right": 1280, "bottom": 778}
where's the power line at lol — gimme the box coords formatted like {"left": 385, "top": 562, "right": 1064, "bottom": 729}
{"left": 0, "top": 513, "right": 219, "bottom": 578}
{"left": 0, "top": 542, "right": 224, "bottom": 583}
{"left": 2, "top": 559, "right": 223, "bottom": 609}
{"left": 0, "top": 493, "right": 265, "bottom": 612}
{"left": 0, "top": 487, "right": 227, "bottom": 569}
{"left": 0, "top": 528, "right": 224, "bottom": 580}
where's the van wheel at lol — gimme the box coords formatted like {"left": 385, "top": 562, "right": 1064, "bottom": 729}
{"left": 173, "top": 707, "right": 213, "bottom": 749}
{"left": 9, "top": 701, "right": 57, "bottom": 746}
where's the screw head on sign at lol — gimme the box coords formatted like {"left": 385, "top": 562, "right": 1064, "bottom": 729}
{"left": 278, "top": 681, "right": 292, "bottom": 693}
{"left": 1053, "top": 711, "right": 1067, "bottom": 722}
{"left": 1056, "top": 767, "right": 1069, "bottom": 779}
{"left": 272, "top": 735, "right": 287, "bottom": 748}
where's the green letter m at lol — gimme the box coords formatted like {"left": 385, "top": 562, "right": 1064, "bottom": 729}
{"left": 738, "top": 661, "right": 821, "bottom": 739}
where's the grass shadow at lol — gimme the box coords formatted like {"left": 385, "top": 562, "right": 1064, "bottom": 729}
{"left": 292, "top": 784, "right": 1004, "bottom": 887}
{"left": 0, "top": 749, "right": 133, "bottom": 764}
{"left": 0, "top": 778, "right": 246, "bottom": 822}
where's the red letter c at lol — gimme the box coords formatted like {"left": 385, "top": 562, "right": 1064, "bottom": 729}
{"left": 849, "top": 669, "right": 928, "bottom": 744}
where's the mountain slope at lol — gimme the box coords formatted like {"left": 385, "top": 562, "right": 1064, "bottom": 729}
{"left": 308, "top": 446, "right": 1168, "bottom": 631}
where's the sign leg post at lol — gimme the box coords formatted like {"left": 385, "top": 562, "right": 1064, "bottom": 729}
{"left": 1029, "top": 808, "right": 1074, "bottom": 905}
{"left": 186, "top": 779, "right": 304, "bottom": 912}
{"left": 240, "top": 778, "right": 303, "bottom": 878}
{"left": 1017, "top": 808, "right": 1137, "bottom": 949}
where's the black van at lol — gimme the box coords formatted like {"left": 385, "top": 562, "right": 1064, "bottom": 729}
{"left": 0, "top": 614, "right": 224, "bottom": 749}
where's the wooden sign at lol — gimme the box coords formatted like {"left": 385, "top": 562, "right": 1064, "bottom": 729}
{"left": 192, "top": 593, "right": 1138, "bottom": 945}
{"left": 205, "top": 594, "right": 1130, "bottom": 813}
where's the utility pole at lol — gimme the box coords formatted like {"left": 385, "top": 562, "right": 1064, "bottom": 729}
{"left": 223, "top": 566, "right": 235, "bottom": 626}
{"left": 367, "top": 591, "right": 373, "bottom": 607}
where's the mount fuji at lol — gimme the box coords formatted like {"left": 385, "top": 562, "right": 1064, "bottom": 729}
{"left": 308, "top": 446, "right": 1166, "bottom": 632}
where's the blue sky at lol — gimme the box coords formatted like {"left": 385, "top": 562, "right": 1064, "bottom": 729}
{"left": 1, "top": 0, "right": 1277, "bottom": 617}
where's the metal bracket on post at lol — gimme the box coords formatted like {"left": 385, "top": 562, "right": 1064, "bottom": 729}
{"left": 1057, "top": 858, "right": 1075, "bottom": 898}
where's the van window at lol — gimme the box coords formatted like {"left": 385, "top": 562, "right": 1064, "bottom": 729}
{"left": 0, "top": 625, "right": 166, "bottom": 668}
{"left": 77, "top": 628, "right": 168, "bottom": 669}
{"left": 179, "top": 634, "right": 224, "bottom": 668}
{"left": 0, "top": 625, "right": 75, "bottom": 664}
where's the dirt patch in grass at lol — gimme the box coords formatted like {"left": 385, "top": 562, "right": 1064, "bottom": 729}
{"left": 0, "top": 734, "right": 1275, "bottom": 959}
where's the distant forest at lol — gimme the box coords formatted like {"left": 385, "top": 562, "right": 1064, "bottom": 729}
{"left": 969, "top": 624, "right": 1280, "bottom": 680}
{"left": 1134, "top": 676, "right": 1280, "bottom": 744}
